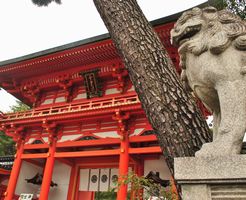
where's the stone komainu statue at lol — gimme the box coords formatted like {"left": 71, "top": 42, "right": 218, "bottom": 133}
{"left": 171, "top": 7, "right": 246, "bottom": 156}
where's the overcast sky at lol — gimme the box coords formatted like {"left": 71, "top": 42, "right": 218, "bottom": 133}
{"left": 0, "top": 0, "right": 206, "bottom": 112}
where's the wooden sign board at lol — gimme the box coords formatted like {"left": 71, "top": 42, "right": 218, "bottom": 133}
{"left": 18, "top": 193, "right": 33, "bottom": 200}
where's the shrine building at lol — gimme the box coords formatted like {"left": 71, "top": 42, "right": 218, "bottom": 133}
{"left": 0, "top": 9, "right": 208, "bottom": 200}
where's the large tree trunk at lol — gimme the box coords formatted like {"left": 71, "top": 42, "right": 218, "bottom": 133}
{"left": 93, "top": 0, "right": 212, "bottom": 172}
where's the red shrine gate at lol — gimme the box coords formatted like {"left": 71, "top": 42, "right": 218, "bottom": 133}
{"left": 0, "top": 13, "right": 207, "bottom": 200}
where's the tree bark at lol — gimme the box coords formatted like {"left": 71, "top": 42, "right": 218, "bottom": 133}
{"left": 93, "top": 0, "right": 212, "bottom": 172}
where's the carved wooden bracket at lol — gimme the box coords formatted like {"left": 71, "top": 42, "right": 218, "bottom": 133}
{"left": 112, "top": 110, "right": 130, "bottom": 137}
{"left": 55, "top": 75, "right": 74, "bottom": 102}
{"left": 21, "top": 84, "right": 40, "bottom": 105}
{"left": 112, "top": 64, "right": 128, "bottom": 93}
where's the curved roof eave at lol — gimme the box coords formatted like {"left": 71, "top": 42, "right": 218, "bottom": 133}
{"left": 0, "top": 1, "right": 208, "bottom": 67}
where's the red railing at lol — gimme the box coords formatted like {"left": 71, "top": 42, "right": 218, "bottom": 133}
{"left": 2, "top": 94, "right": 140, "bottom": 121}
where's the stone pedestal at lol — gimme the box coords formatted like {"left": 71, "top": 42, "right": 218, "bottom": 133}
{"left": 174, "top": 155, "right": 246, "bottom": 200}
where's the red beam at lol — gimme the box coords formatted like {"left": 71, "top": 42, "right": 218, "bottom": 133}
{"left": 21, "top": 147, "right": 161, "bottom": 159}
{"left": 24, "top": 144, "right": 49, "bottom": 150}
{"left": 55, "top": 146, "right": 161, "bottom": 158}
{"left": 55, "top": 149, "right": 120, "bottom": 158}
{"left": 129, "top": 146, "right": 161, "bottom": 154}
{"left": 23, "top": 135, "right": 158, "bottom": 151}
{"left": 0, "top": 168, "right": 10, "bottom": 175}
{"left": 57, "top": 135, "right": 157, "bottom": 148}
{"left": 129, "top": 135, "right": 157, "bottom": 142}
{"left": 56, "top": 138, "right": 120, "bottom": 148}
{"left": 21, "top": 153, "right": 48, "bottom": 159}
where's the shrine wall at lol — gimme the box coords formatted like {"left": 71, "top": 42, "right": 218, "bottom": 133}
{"left": 144, "top": 156, "right": 171, "bottom": 180}
{"left": 48, "top": 160, "right": 71, "bottom": 200}
{"left": 15, "top": 161, "right": 43, "bottom": 197}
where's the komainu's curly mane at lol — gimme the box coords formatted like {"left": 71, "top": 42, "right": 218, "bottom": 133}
{"left": 171, "top": 7, "right": 246, "bottom": 69}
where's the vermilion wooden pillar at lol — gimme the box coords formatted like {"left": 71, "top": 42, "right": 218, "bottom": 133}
{"left": 137, "top": 160, "right": 144, "bottom": 200}
{"left": 67, "top": 164, "right": 78, "bottom": 200}
{"left": 117, "top": 131, "right": 129, "bottom": 200}
{"left": 4, "top": 135, "right": 25, "bottom": 200}
{"left": 39, "top": 133, "right": 57, "bottom": 200}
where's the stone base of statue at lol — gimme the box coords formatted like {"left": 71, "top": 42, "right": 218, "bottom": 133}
{"left": 174, "top": 155, "right": 246, "bottom": 200}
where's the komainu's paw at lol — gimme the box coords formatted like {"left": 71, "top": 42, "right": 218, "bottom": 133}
{"left": 195, "top": 140, "right": 241, "bottom": 157}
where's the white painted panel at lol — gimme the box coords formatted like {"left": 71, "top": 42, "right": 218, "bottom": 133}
{"left": 130, "top": 128, "right": 144, "bottom": 136}
{"left": 89, "top": 169, "right": 100, "bottom": 191}
{"left": 15, "top": 161, "right": 43, "bottom": 198}
{"left": 42, "top": 99, "right": 53, "bottom": 105}
{"left": 48, "top": 160, "right": 71, "bottom": 200}
{"left": 105, "top": 88, "right": 119, "bottom": 95}
{"left": 144, "top": 156, "right": 171, "bottom": 180}
{"left": 42, "top": 137, "right": 48, "bottom": 143}
{"left": 74, "top": 93, "right": 87, "bottom": 100}
{"left": 55, "top": 96, "right": 65, "bottom": 103}
{"left": 109, "top": 168, "right": 118, "bottom": 189}
{"left": 58, "top": 134, "right": 81, "bottom": 142}
{"left": 99, "top": 168, "right": 110, "bottom": 191}
{"left": 93, "top": 131, "right": 119, "bottom": 138}
{"left": 79, "top": 169, "right": 90, "bottom": 191}
{"left": 25, "top": 138, "right": 36, "bottom": 144}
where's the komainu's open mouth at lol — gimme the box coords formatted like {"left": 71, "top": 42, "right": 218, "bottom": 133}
{"left": 172, "top": 24, "right": 201, "bottom": 46}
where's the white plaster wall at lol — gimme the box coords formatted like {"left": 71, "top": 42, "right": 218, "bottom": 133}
{"left": 93, "top": 131, "right": 119, "bottom": 138}
{"left": 15, "top": 161, "right": 43, "bottom": 197}
{"left": 79, "top": 169, "right": 90, "bottom": 191}
{"left": 105, "top": 88, "right": 119, "bottom": 95}
{"left": 48, "top": 160, "right": 71, "bottom": 200}
{"left": 144, "top": 156, "right": 171, "bottom": 180}
{"left": 130, "top": 128, "right": 144, "bottom": 136}
{"left": 58, "top": 134, "right": 81, "bottom": 142}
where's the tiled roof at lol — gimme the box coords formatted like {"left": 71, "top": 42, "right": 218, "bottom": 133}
{"left": 0, "top": 156, "right": 14, "bottom": 171}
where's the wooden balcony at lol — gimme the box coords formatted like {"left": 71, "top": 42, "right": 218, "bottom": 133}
{"left": 0, "top": 94, "right": 141, "bottom": 123}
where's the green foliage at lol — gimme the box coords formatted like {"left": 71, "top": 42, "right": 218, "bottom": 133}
{"left": 120, "top": 173, "right": 178, "bottom": 200}
{"left": 226, "top": 0, "right": 246, "bottom": 19}
{"left": 0, "top": 131, "right": 15, "bottom": 156}
{"left": 9, "top": 101, "right": 30, "bottom": 113}
{"left": 0, "top": 100, "right": 30, "bottom": 156}
{"left": 95, "top": 190, "right": 117, "bottom": 200}
{"left": 209, "top": 0, "right": 246, "bottom": 19}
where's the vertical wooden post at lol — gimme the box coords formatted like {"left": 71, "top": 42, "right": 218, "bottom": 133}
{"left": 117, "top": 131, "right": 129, "bottom": 200}
{"left": 113, "top": 110, "right": 130, "bottom": 200}
{"left": 4, "top": 135, "right": 25, "bottom": 200}
{"left": 67, "top": 164, "right": 78, "bottom": 200}
{"left": 39, "top": 132, "right": 57, "bottom": 200}
{"left": 137, "top": 160, "right": 144, "bottom": 200}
